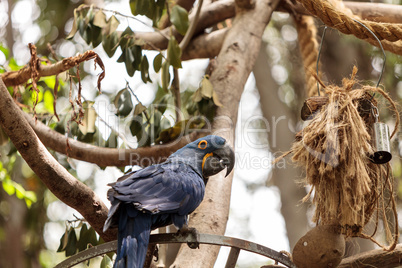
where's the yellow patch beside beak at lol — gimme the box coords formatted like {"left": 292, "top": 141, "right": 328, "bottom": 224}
{"left": 202, "top": 153, "right": 213, "bottom": 171}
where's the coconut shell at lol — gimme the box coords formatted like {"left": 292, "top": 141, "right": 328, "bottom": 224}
{"left": 292, "top": 225, "right": 345, "bottom": 268}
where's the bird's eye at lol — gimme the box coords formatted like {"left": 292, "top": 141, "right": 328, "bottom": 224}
{"left": 198, "top": 140, "right": 208, "bottom": 149}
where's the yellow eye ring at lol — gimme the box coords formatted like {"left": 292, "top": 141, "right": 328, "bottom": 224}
{"left": 198, "top": 140, "right": 208, "bottom": 149}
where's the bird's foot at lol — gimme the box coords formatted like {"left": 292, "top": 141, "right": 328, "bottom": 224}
{"left": 177, "top": 225, "right": 200, "bottom": 249}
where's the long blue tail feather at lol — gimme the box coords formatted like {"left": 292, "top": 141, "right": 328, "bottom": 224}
{"left": 115, "top": 206, "right": 152, "bottom": 268}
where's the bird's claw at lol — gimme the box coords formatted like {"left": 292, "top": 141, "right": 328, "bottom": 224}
{"left": 177, "top": 226, "right": 200, "bottom": 249}
{"left": 153, "top": 245, "right": 159, "bottom": 262}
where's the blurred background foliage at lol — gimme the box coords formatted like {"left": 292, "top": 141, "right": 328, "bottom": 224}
{"left": 0, "top": 0, "right": 401, "bottom": 267}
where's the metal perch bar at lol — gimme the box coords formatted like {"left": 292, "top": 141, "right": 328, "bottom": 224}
{"left": 55, "top": 233, "right": 296, "bottom": 268}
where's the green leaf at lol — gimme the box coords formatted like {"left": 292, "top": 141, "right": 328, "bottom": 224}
{"left": 87, "top": 227, "right": 98, "bottom": 246}
{"left": 102, "top": 32, "right": 119, "bottom": 58}
{"left": 149, "top": 110, "right": 162, "bottom": 142}
{"left": 79, "top": 102, "right": 97, "bottom": 134}
{"left": 81, "top": 22, "right": 93, "bottom": 45}
{"left": 119, "top": 27, "right": 134, "bottom": 48}
{"left": 42, "top": 76, "right": 56, "bottom": 90}
{"left": 212, "top": 90, "right": 223, "bottom": 107}
{"left": 192, "top": 89, "right": 202, "bottom": 102}
{"left": 170, "top": 5, "right": 189, "bottom": 36}
{"left": 0, "top": 44, "right": 10, "bottom": 59}
{"left": 124, "top": 48, "right": 136, "bottom": 77}
{"left": 161, "top": 61, "right": 170, "bottom": 92}
{"left": 66, "top": 10, "right": 79, "bottom": 40}
{"left": 153, "top": 0, "right": 166, "bottom": 25}
{"left": 77, "top": 13, "right": 88, "bottom": 38}
{"left": 153, "top": 53, "right": 163, "bottom": 73}
{"left": 57, "top": 228, "right": 69, "bottom": 252}
{"left": 2, "top": 179, "right": 15, "bottom": 195}
{"left": 140, "top": 55, "right": 152, "bottom": 83}
{"left": 107, "top": 15, "right": 120, "bottom": 34}
{"left": 130, "top": 115, "right": 143, "bottom": 137}
{"left": 8, "top": 58, "right": 20, "bottom": 71}
{"left": 200, "top": 75, "right": 213, "bottom": 98}
{"left": 100, "top": 255, "right": 113, "bottom": 268}
{"left": 167, "top": 37, "right": 182, "bottom": 69}
{"left": 134, "top": 103, "right": 147, "bottom": 116}
{"left": 85, "top": 6, "right": 95, "bottom": 25}
{"left": 93, "top": 11, "right": 107, "bottom": 28}
{"left": 91, "top": 25, "right": 103, "bottom": 48}
{"left": 132, "top": 45, "right": 142, "bottom": 71}
{"left": 14, "top": 183, "right": 25, "bottom": 199}
{"left": 76, "top": 224, "right": 89, "bottom": 252}
{"left": 130, "top": 0, "right": 149, "bottom": 16}
{"left": 157, "top": 98, "right": 168, "bottom": 114}
{"left": 117, "top": 50, "right": 126, "bottom": 63}
{"left": 24, "top": 191, "right": 37, "bottom": 203}
{"left": 44, "top": 90, "right": 54, "bottom": 113}
{"left": 24, "top": 199, "right": 32, "bottom": 209}
{"left": 114, "top": 88, "right": 133, "bottom": 117}
{"left": 65, "top": 227, "right": 78, "bottom": 257}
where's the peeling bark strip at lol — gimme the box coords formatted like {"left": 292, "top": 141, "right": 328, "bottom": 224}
{"left": 0, "top": 78, "right": 115, "bottom": 242}
{"left": 170, "top": 0, "right": 281, "bottom": 267}
{"left": 2, "top": 49, "right": 105, "bottom": 89}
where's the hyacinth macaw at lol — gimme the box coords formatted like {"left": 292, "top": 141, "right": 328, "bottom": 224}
{"left": 103, "top": 135, "right": 235, "bottom": 268}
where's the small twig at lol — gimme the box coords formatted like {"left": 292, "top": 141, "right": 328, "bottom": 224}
{"left": 171, "top": 68, "right": 182, "bottom": 122}
{"left": 47, "top": 43, "right": 59, "bottom": 61}
{"left": 179, "top": 0, "right": 204, "bottom": 52}
{"left": 126, "top": 82, "right": 151, "bottom": 123}
{"left": 28, "top": 43, "right": 40, "bottom": 121}
{"left": 77, "top": 5, "right": 170, "bottom": 41}
{"left": 53, "top": 74, "right": 60, "bottom": 121}
{"left": 97, "top": 115, "right": 134, "bottom": 149}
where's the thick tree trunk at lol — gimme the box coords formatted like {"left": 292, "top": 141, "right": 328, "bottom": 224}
{"left": 170, "top": 0, "right": 280, "bottom": 267}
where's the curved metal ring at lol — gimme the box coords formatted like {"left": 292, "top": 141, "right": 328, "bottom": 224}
{"left": 55, "top": 233, "right": 296, "bottom": 268}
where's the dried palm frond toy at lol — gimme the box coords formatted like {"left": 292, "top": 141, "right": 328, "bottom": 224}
{"left": 279, "top": 23, "right": 401, "bottom": 268}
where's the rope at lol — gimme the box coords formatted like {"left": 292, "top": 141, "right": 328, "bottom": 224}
{"left": 296, "top": 16, "right": 320, "bottom": 97}
{"left": 297, "top": 0, "right": 402, "bottom": 55}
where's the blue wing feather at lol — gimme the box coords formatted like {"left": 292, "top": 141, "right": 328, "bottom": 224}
{"left": 105, "top": 161, "right": 206, "bottom": 268}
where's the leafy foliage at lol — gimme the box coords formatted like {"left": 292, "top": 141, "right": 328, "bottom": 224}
{"left": 170, "top": 5, "right": 189, "bottom": 35}
{"left": 129, "top": 0, "right": 165, "bottom": 26}
{"left": 57, "top": 222, "right": 108, "bottom": 260}
{"left": 0, "top": 160, "right": 37, "bottom": 209}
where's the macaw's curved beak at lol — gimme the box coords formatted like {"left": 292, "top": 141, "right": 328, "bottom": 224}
{"left": 202, "top": 143, "right": 235, "bottom": 178}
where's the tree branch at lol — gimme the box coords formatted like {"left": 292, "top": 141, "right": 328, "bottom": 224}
{"left": 171, "top": 0, "right": 280, "bottom": 266}
{"left": 2, "top": 50, "right": 104, "bottom": 87}
{"left": 23, "top": 113, "right": 202, "bottom": 167}
{"left": 0, "top": 77, "right": 115, "bottom": 241}
{"left": 137, "top": 0, "right": 402, "bottom": 59}
{"left": 137, "top": 0, "right": 235, "bottom": 51}
{"left": 235, "top": 0, "right": 254, "bottom": 10}
{"left": 182, "top": 28, "right": 228, "bottom": 60}
{"left": 339, "top": 244, "right": 402, "bottom": 268}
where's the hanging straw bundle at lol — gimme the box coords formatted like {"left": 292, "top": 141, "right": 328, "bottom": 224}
{"left": 290, "top": 67, "right": 399, "bottom": 248}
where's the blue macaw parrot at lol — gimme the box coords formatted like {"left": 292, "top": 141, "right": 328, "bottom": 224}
{"left": 103, "top": 135, "right": 235, "bottom": 268}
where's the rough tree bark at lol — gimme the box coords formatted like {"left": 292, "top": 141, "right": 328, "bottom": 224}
{"left": 170, "top": 0, "right": 280, "bottom": 266}
{"left": 339, "top": 244, "right": 402, "bottom": 268}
